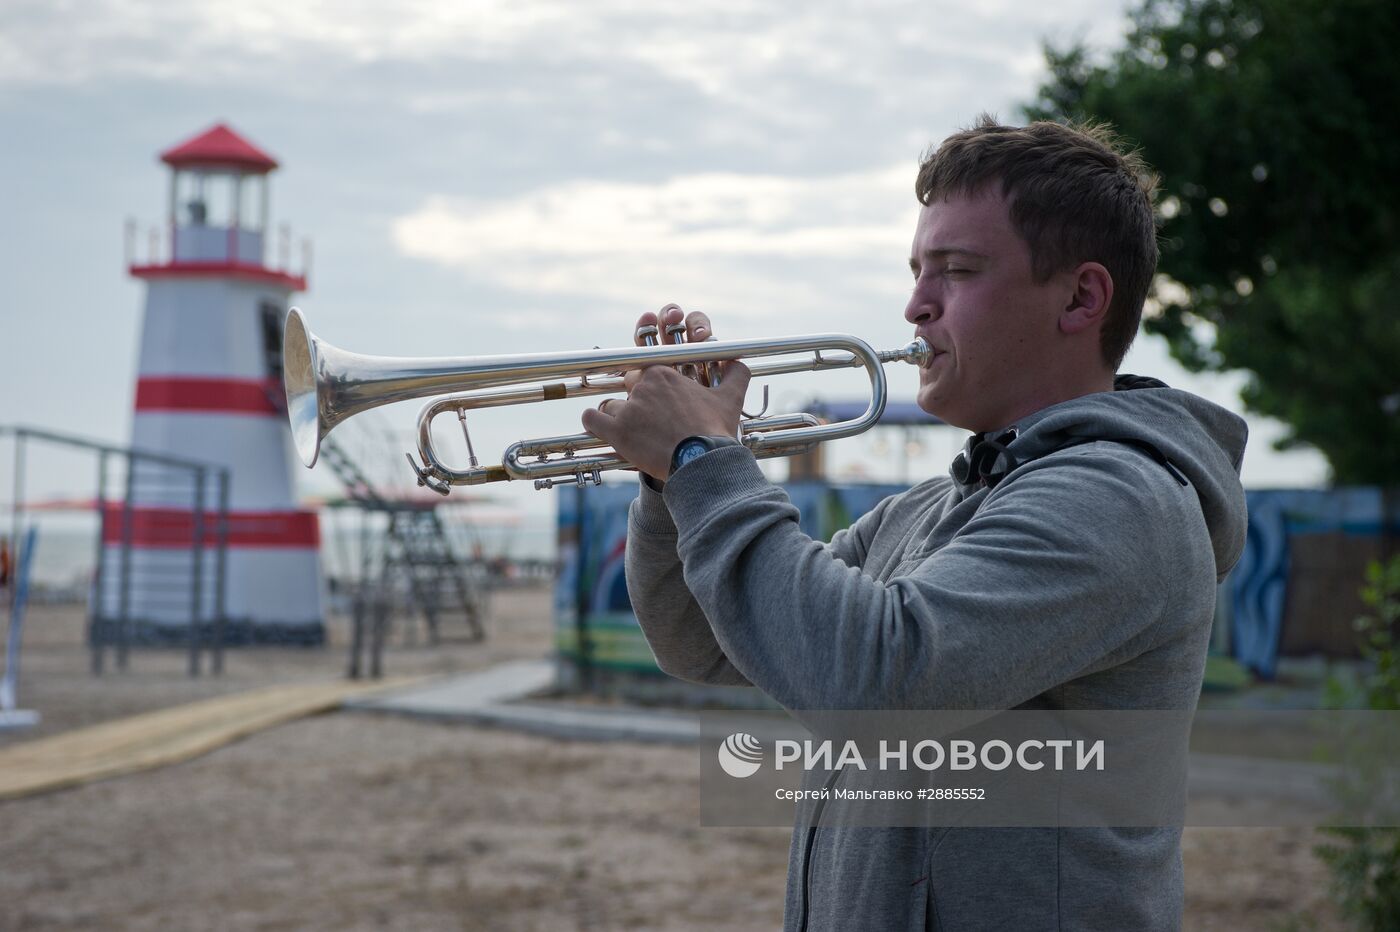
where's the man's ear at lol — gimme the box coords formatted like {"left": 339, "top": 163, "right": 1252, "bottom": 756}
{"left": 1059, "top": 262, "right": 1113, "bottom": 336}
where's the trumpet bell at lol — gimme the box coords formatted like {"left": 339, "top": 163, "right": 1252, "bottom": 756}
{"left": 283, "top": 307, "right": 325, "bottom": 468}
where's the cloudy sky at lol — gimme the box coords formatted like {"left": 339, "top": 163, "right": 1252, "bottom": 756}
{"left": 1, "top": 0, "right": 1328, "bottom": 520}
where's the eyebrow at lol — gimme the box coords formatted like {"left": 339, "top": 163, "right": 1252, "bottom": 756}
{"left": 908, "top": 247, "right": 989, "bottom": 271}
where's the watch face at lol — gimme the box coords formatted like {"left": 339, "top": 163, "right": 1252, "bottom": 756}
{"left": 675, "top": 440, "right": 709, "bottom": 470}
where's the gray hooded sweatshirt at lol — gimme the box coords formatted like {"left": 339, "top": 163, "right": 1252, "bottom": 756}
{"left": 625, "top": 378, "right": 1248, "bottom": 931}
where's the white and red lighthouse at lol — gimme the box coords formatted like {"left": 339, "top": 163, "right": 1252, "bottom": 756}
{"left": 112, "top": 123, "right": 323, "bottom": 643}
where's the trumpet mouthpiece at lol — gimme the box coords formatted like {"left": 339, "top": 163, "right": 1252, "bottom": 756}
{"left": 883, "top": 338, "right": 931, "bottom": 368}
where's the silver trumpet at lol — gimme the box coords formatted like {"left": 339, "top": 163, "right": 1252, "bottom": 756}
{"left": 283, "top": 307, "right": 929, "bottom": 494}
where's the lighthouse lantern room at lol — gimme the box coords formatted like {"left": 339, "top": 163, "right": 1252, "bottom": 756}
{"left": 112, "top": 122, "right": 324, "bottom": 644}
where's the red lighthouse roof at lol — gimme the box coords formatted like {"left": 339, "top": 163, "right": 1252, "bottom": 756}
{"left": 160, "top": 123, "right": 279, "bottom": 173}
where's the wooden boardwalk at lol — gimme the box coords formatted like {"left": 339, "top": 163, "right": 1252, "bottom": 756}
{"left": 0, "top": 677, "right": 423, "bottom": 800}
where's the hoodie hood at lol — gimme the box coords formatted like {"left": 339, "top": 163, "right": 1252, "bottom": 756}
{"left": 949, "top": 375, "right": 1249, "bottom": 581}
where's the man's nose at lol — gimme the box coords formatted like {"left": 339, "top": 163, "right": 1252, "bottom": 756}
{"left": 904, "top": 284, "right": 939, "bottom": 325}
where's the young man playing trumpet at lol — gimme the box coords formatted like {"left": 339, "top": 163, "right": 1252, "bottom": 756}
{"left": 581, "top": 116, "right": 1248, "bottom": 931}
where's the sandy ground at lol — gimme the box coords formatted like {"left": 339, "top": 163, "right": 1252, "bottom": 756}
{"left": 1, "top": 594, "right": 1346, "bottom": 931}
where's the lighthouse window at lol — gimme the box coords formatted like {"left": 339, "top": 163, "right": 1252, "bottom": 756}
{"left": 175, "top": 171, "right": 234, "bottom": 227}
{"left": 238, "top": 177, "right": 265, "bottom": 230}
{"left": 261, "top": 303, "right": 285, "bottom": 381}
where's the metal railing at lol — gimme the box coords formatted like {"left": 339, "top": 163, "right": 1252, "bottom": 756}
{"left": 2, "top": 426, "right": 230, "bottom": 677}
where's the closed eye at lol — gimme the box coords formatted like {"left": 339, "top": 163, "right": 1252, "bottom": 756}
{"left": 910, "top": 264, "right": 976, "bottom": 283}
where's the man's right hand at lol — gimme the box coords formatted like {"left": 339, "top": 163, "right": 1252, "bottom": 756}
{"left": 579, "top": 303, "right": 756, "bottom": 481}
{"left": 624, "top": 303, "right": 716, "bottom": 392}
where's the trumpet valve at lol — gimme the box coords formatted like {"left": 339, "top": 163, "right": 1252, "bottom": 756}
{"left": 702, "top": 335, "right": 723, "bottom": 387}
{"left": 665, "top": 323, "right": 703, "bottom": 380}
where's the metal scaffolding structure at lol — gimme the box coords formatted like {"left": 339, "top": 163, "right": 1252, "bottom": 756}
{"left": 318, "top": 435, "right": 487, "bottom": 678}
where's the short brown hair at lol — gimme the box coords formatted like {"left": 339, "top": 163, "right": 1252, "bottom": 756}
{"left": 915, "top": 115, "right": 1159, "bottom": 370}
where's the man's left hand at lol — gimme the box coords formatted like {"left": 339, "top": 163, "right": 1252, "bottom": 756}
{"left": 581, "top": 361, "right": 751, "bottom": 481}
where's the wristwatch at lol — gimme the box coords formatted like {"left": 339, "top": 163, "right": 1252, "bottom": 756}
{"left": 670, "top": 434, "right": 741, "bottom": 478}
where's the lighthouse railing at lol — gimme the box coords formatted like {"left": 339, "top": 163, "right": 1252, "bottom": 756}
{"left": 125, "top": 217, "right": 312, "bottom": 286}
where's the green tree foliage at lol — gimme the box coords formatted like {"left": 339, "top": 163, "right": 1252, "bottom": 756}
{"left": 1318, "top": 557, "right": 1400, "bottom": 929}
{"left": 1026, "top": 0, "right": 1400, "bottom": 484}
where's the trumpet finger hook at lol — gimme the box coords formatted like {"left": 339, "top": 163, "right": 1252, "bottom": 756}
{"left": 741, "top": 384, "right": 770, "bottom": 420}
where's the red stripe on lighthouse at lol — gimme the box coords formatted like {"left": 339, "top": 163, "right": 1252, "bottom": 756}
{"left": 101, "top": 506, "right": 320, "bottom": 548}
{"left": 135, "top": 377, "right": 285, "bottom": 415}
{"left": 128, "top": 262, "right": 307, "bottom": 291}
